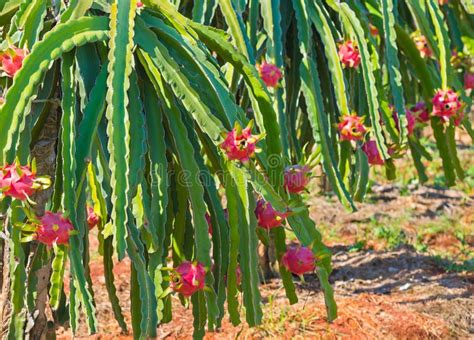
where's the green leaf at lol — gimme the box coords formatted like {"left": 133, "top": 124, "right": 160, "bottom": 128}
{"left": 292, "top": 0, "right": 355, "bottom": 211}
{"left": 6, "top": 203, "right": 27, "bottom": 339}
{"left": 337, "top": 2, "right": 389, "bottom": 159}
{"left": 218, "top": 0, "right": 254, "bottom": 62}
{"left": 105, "top": 1, "right": 137, "bottom": 260}
{"left": 49, "top": 245, "right": 67, "bottom": 310}
{"left": 227, "top": 163, "right": 263, "bottom": 326}
{"left": 0, "top": 16, "right": 109, "bottom": 164}
{"left": 61, "top": 51, "right": 98, "bottom": 334}
{"left": 381, "top": 0, "right": 407, "bottom": 144}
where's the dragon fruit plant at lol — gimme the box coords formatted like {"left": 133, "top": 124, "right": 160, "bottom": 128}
{"left": 0, "top": 0, "right": 472, "bottom": 339}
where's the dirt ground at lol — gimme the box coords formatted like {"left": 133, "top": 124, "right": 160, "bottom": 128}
{"left": 56, "top": 179, "right": 474, "bottom": 340}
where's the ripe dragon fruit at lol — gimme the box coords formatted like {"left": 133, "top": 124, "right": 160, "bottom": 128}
{"left": 408, "top": 102, "right": 430, "bottom": 123}
{"left": 413, "top": 35, "right": 432, "bottom": 59}
{"left": 362, "top": 140, "right": 385, "bottom": 166}
{"left": 432, "top": 88, "right": 462, "bottom": 123}
{"left": 281, "top": 246, "right": 316, "bottom": 275}
{"left": 337, "top": 113, "right": 367, "bottom": 141}
{"left": 464, "top": 73, "right": 474, "bottom": 90}
{"left": 87, "top": 205, "right": 100, "bottom": 230}
{"left": 257, "top": 61, "right": 282, "bottom": 88}
{"left": 284, "top": 165, "right": 311, "bottom": 194}
{"left": 0, "top": 47, "right": 27, "bottom": 78}
{"left": 338, "top": 40, "right": 361, "bottom": 69}
{"left": 438, "top": 0, "right": 448, "bottom": 5}
{"left": 0, "top": 163, "right": 36, "bottom": 201}
{"left": 391, "top": 106, "right": 416, "bottom": 135}
{"left": 137, "top": 1, "right": 143, "bottom": 7}
{"left": 171, "top": 261, "right": 206, "bottom": 297}
{"left": 220, "top": 122, "right": 261, "bottom": 163}
{"left": 255, "top": 199, "right": 290, "bottom": 229}
{"left": 36, "top": 212, "right": 74, "bottom": 246}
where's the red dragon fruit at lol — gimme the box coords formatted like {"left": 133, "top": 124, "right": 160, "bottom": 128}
{"left": 0, "top": 163, "right": 36, "bottom": 201}
{"left": 0, "top": 47, "right": 27, "bottom": 78}
{"left": 36, "top": 212, "right": 74, "bottom": 246}
{"left": 137, "top": 1, "right": 143, "bottom": 7}
{"left": 362, "top": 140, "right": 385, "bottom": 165}
{"left": 255, "top": 199, "right": 289, "bottom": 229}
{"left": 281, "top": 246, "right": 316, "bottom": 275}
{"left": 464, "top": 73, "right": 474, "bottom": 90}
{"left": 391, "top": 106, "right": 416, "bottom": 135}
{"left": 87, "top": 205, "right": 100, "bottom": 230}
{"left": 405, "top": 110, "right": 416, "bottom": 135}
{"left": 257, "top": 61, "right": 282, "bottom": 88}
{"left": 220, "top": 122, "right": 261, "bottom": 163}
{"left": 284, "top": 165, "right": 311, "bottom": 194}
{"left": 171, "top": 261, "right": 206, "bottom": 297}
{"left": 337, "top": 113, "right": 367, "bottom": 141}
{"left": 413, "top": 35, "right": 432, "bottom": 59}
{"left": 408, "top": 102, "right": 430, "bottom": 123}
{"left": 432, "top": 88, "right": 462, "bottom": 123}
{"left": 338, "top": 40, "right": 361, "bottom": 68}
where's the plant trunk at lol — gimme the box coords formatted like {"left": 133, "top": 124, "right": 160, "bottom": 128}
{"left": 0, "top": 102, "right": 59, "bottom": 339}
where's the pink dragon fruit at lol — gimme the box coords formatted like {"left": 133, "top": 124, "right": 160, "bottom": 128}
{"left": 171, "top": 261, "right": 206, "bottom": 297}
{"left": 281, "top": 246, "right": 316, "bottom": 275}
{"left": 257, "top": 61, "right": 282, "bottom": 88}
{"left": 362, "top": 140, "right": 385, "bottom": 165}
{"left": 0, "top": 163, "right": 36, "bottom": 201}
{"left": 338, "top": 40, "right": 361, "bottom": 68}
{"left": 408, "top": 102, "right": 430, "bottom": 123}
{"left": 438, "top": 0, "right": 448, "bottom": 5}
{"left": 36, "top": 212, "right": 74, "bottom": 246}
{"left": 405, "top": 110, "right": 416, "bottom": 135}
{"left": 255, "top": 199, "right": 289, "bottom": 229}
{"left": 137, "top": 1, "right": 143, "bottom": 7}
{"left": 413, "top": 35, "right": 432, "bottom": 59}
{"left": 87, "top": 205, "right": 100, "bottom": 230}
{"left": 338, "top": 113, "right": 367, "bottom": 141}
{"left": 391, "top": 106, "right": 416, "bottom": 135}
{"left": 432, "top": 88, "right": 462, "bottom": 123}
{"left": 464, "top": 73, "right": 474, "bottom": 90}
{"left": 284, "top": 165, "right": 311, "bottom": 194}
{"left": 0, "top": 47, "right": 27, "bottom": 78}
{"left": 0, "top": 96, "right": 4, "bottom": 105}
{"left": 220, "top": 122, "right": 261, "bottom": 163}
